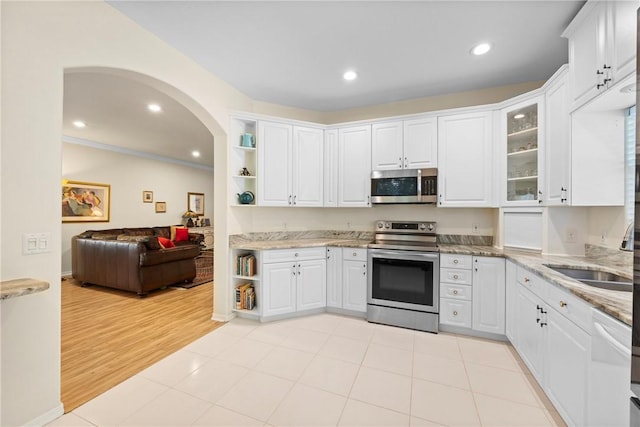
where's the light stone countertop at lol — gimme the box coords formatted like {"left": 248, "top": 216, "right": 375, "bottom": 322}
{"left": 1, "top": 278, "right": 50, "bottom": 300}
{"left": 440, "top": 244, "right": 632, "bottom": 327}
{"left": 230, "top": 231, "right": 632, "bottom": 327}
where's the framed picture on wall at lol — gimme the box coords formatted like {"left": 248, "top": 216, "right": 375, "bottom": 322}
{"left": 155, "top": 201, "right": 167, "bottom": 213}
{"left": 188, "top": 192, "right": 205, "bottom": 216}
{"left": 62, "top": 180, "right": 110, "bottom": 223}
{"left": 143, "top": 190, "right": 153, "bottom": 203}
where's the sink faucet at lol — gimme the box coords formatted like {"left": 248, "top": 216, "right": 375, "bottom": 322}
{"left": 620, "top": 222, "right": 634, "bottom": 251}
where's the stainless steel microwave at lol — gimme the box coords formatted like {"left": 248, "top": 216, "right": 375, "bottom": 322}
{"left": 370, "top": 168, "right": 438, "bottom": 204}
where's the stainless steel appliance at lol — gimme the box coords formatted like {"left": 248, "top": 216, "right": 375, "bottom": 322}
{"left": 367, "top": 220, "right": 439, "bottom": 333}
{"left": 370, "top": 168, "right": 437, "bottom": 204}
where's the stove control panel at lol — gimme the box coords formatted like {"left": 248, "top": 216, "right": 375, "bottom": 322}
{"left": 374, "top": 220, "right": 436, "bottom": 234}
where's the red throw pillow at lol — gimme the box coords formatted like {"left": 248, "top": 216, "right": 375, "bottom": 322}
{"left": 158, "top": 237, "right": 175, "bottom": 249}
{"left": 174, "top": 227, "right": 189, "bottom": 242}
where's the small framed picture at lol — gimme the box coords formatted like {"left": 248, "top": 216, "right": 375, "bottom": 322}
{"left": 143, "top": 191, "right": 153, "bottom": 203}
{"left": 155, "top": 201, "right": 167, "bottom": 213}
{"left": 188, "top": 192, "right": 205, "bottom": 216}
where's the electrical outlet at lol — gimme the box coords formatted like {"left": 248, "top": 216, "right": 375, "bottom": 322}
{"left": 282, "top": 222, "right": 287, "bottom": 230}
{"left": 347, "top": 222, "right": 351, "bottom": 229}
{"left": 601, "top": 231, "right": 607, "bottom": 243}
{"left": 566, "top": 228, "right": 577, "bottom": 243}
{"left": 472, "top": 223, "right": 479, "bottom": 233}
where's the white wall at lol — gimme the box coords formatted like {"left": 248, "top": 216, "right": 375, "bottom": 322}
{"left": 61, "top": 142, "right": 214, "bottom": 274}
{"left": 587, "top": 206, "right": 629, "bottom": 249}
{"left": 229, "top": 205, "right": 495, "bottom": 237}
{"left": 1, "top": 2, "right": 248, "bottom": 424}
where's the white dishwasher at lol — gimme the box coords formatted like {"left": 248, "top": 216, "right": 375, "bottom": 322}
{"left": 589, "top": 308, "right": 631, "bottom": 427}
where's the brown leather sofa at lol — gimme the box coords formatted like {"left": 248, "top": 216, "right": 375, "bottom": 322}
{"left": 71, "top": 226, "right": 203, "bottom": 296}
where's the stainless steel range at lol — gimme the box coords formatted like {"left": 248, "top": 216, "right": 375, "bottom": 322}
{"left": 367, "top": 220, "right": 439, "bottom": 333}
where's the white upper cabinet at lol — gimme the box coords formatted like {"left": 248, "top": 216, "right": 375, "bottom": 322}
{"left": 437, "top": 111, "right": 493, "bottom": 207}
{"left": 338, "top": 125, "right": 372, "bottom": 207}
{"left": 544, "top": 67, "right": 571, "bottom": 206}
{"left": 372, "top": 122, "right": 403, "bottom": 170}
{"left": 371, "top": 118, "right": 437, "bottom": 171}
{"left": 292, "top": 126, "right": 324, "bottom": 207}
{"left": 500, "top": 96, "right": 544, "bottom": 206}
{"left": 564, "top": 0, "right": 638, "bottom": 110}
{"left": 258, "top": 121, "right": 323, "bottom": 207}
{"left": 258, "top": 121, "right": 292, "bottom": 206}
{"left": 324, "top": 129, "right": 339, "bottom": 207}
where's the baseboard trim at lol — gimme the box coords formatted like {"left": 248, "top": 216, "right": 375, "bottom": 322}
{"left": 212, "top": 312, "right": 235, "bottom": 322}
{"left": 61, "top": 271, "right": 72, "bottom": 278}
{"left": 24, "top": 402, "right": 64, "bottom": 427}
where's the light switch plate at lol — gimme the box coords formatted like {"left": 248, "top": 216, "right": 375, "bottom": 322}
{"left": 23, "top": 232, "right": 51, "bottom": 255}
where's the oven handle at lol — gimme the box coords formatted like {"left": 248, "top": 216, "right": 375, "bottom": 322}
{"left": 368, "top": 249, "right": 439, "bottom": 261}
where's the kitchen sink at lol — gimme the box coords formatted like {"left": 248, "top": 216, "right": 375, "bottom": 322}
{"left": 543, "top": 265, "right": 632, "bottom": 292}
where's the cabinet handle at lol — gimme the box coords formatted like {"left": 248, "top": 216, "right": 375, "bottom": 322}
{"left": 367, "top": 195, "right": 371, "bottom": 205}
{"left": 288, "top": 195, "right": 292, "bottom": 205}
{"left": 298, "top": 263, "right": 301, "bottom": 275}
{"left": 293, "top": 195, "right": 297, "bottom": 205}
{"left": 453, "top": 259, "right": 459, "bottom": 264}
{"left": 524, "top": 277, "right": 530, "bottom": 283}
{"left": 404, "top": 157, "right": 408, "bottom": 168}
{"left": 453, "top": 310, "right": 458, "bottom": 316}
{"left": 398, "top": 157, "right": 403, "bottom": 168}
{"left": 603, "top": 64, "right": 611, "bottom": 70}
{"left": 292, "top": 264, "right": 296, "bottom": 275}
{"left": 559, "top": 301, "right": 567, "bottom": 308}
{"left": 453, "top": 274, "right": 459, "bottom": 280}
{"left": 540, "top": 322, "right": 547, "bottom": 328}
{"left": 295, "top": 253, "right": 298, "bottom": 257}
{"left": 452, "top": 290, "right": 458, "bottom": 295}
{"left": 596, "top": 69, "right": 604, "bottom": 75}
{"left": 353, "top": 252, "right": 357, "bottom": 257}
{"left": 439, "top": 194, "right": 442, "bottom": 205}
{"left": 363, "top": 264, "right": 367, "bottom": 276}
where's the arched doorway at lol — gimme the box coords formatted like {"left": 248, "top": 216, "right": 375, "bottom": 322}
{"left": 61, "top": 66, "right": 228, "bottom": 411}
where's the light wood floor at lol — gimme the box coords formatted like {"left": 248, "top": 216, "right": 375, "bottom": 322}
{"left": 61, "top": 278, "right": 223, "bottom": 412}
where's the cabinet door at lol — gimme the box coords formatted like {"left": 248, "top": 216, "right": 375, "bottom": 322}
{"left": 515, "top": 285, "right": 545, "bottom": 379}
{"left": 258, "top": 121, "right": 292, "bottom": 206}
{"left": 326, "top": 247, "right": 343, "bottom": 308}
{"left": 545, "top": 308, "right": 590, "bottom": 427}
{"left": 372, "top": 121, "right": 403, "bottom": 171}
{"left": 544, "top": 69, "right": 571, "bottom": 206}
{"left": 342, "top": 259, "right": 367, "bottom": 312}
{"left": 502, "top": 97, "right": 543, "bottom": 206}
{"left": 293, "top": 126, "right": 324, "bottom": 207}
{"left": 403, "top": 117, "right": 437, "bottom": 169}
{"left": 324, "top": 129, "right": 339, "bottom": 207}
{"left": 568, "top": 2, "right": 607, "bottom": 109}
{"left": 297, "top": 259, "right": 327, "bottom": 311}
{"left": 472, "top": 257, "right": 505, "bottom": 335}
{"left": 338, "top": 125, "right": 372, "bottom": 207}
{"left": 262, "top": 261, "right": 297, "bottom": 317}
{"left": 610, "top": 0, "right": 637, "bottom": 85}
{"left": 438, "top": 111, "right": 493, "bottom": 207}
{"left": 505, "top": 260, "right": 517, "bottom": 344}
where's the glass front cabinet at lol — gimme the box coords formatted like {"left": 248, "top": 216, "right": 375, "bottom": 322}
{"left": 501, "top": 97, "right": 544, "bottom": 206}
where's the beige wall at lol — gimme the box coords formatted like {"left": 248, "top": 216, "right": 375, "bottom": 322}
{"left": 1, "top": 1, "right": 250, "bottom": 424}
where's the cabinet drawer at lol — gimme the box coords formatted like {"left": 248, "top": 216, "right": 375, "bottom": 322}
{"left": 262, "top": 247, "right": 326, "bottom": 263}
{"left": 440, "top": 254, "right": 472, "bottom": 269}
{"left": 545, "top": 283, "right": 592, "bottom": 332}
{"left": 440, "top": 283, "right": 472, "bottom": 301}
{"left": 440, "top": 268, "right": 472, "bottom": 285}
{"left": 440, "top": 298, "right": 472, "bottom": 328}
{"left": 516, "top": 266, "right": 546, "bottom": 298}
{"left": 343, "top": 248, "right": 367, "bottom": 261}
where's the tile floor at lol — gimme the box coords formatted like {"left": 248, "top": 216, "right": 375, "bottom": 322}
{"left": 49, "top": 313, "right": 566, "bottom": 427}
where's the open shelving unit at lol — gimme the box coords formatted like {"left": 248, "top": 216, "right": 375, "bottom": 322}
{"left": 230, "top": 117, "right": 258, "bottom": 207}
{"left": 230, "top": 248, "right": 261, "bottom": 319}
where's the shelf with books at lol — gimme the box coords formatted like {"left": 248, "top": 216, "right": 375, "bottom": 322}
{"left": 230, "top": 248, "right": 261, "bottom": 318}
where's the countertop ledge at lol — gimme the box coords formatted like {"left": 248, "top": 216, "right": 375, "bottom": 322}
{"left": 1, "top": 278, "right": 50, "bottom": 300}
{"left": 230, "top": 237, "right": 632, "bottom": 327}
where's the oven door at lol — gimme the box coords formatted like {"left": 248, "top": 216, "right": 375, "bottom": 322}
{"left": 367, "top": 249, "right": 439, "bottom": 313}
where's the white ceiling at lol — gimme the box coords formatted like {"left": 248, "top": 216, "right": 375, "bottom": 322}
{"left": 64, "top": 1, "right": 586, "bottom": 168}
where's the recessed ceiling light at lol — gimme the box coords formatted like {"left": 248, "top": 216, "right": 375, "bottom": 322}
{"left": 73, "top": 120, "right": 86, "bottom": 128}
{"left": 471, "top": 43, "right": 491, "bottom": 56}
{"left": 513, "top": 113, "right": 525, "bottom": 119}
{"left": 191, "top": 150, "right": 201, "bottom": 158}
{"left": 343, "top": 70, "right": 358, "bottom": 81}
{"left": 147, "top": 103, "right": 162, "bottom": 113}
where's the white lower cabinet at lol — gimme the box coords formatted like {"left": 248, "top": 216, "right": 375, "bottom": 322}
{"left": 342, "top": 248, "right": 367, "bottom": 313}
{"left": 505, "top": 260, "right": 517, "bottom": 343}
{"left": 509, "top": 265, "right": 595, "bottom": 427}
{"left": 261, "top": 248, "right": 326, "bottom": 318}
{"left": 472, "top": 257, "right": 505, "bottom": 334}
{"left": 439, "top": 254, "right": 505, "bottom": 335}
{"left": 325, "top": 247, "right": 343, "bottom": 308}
